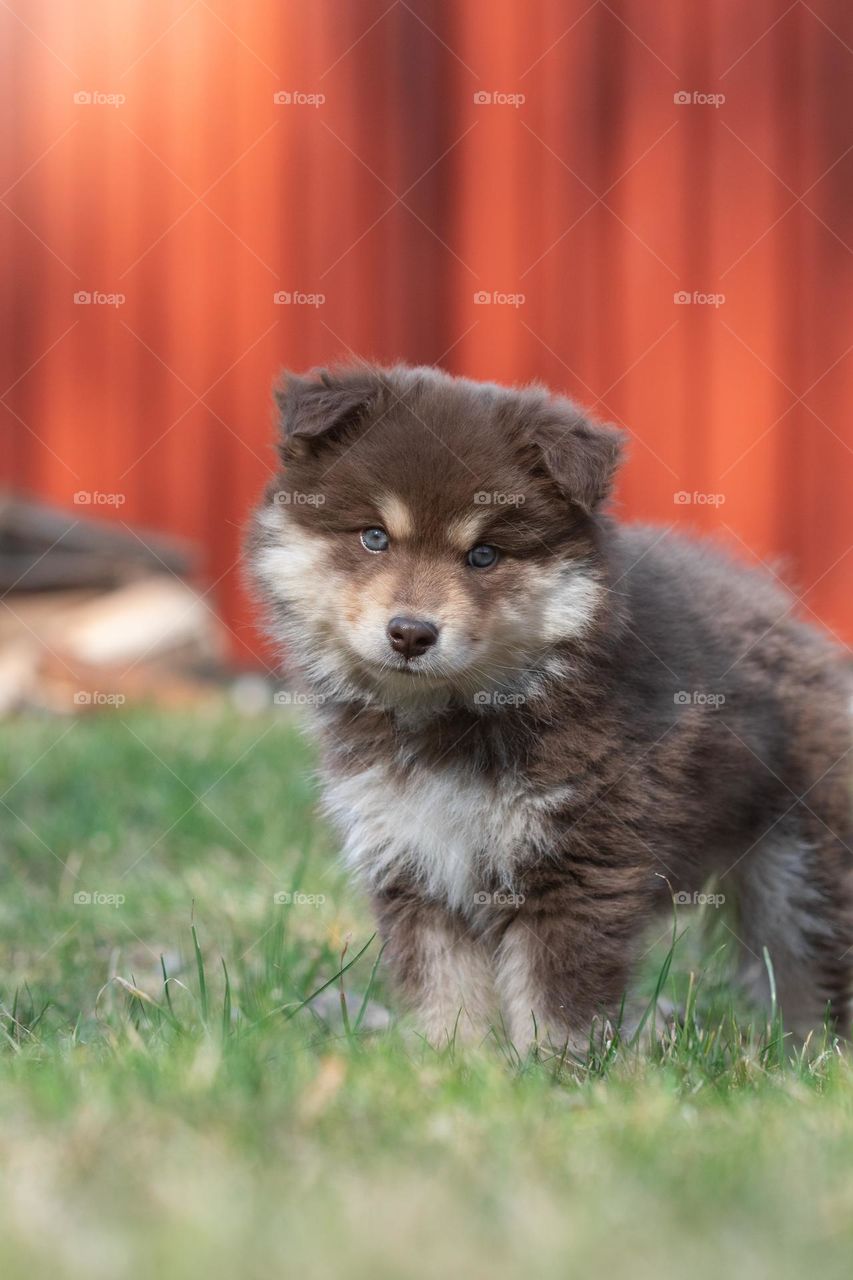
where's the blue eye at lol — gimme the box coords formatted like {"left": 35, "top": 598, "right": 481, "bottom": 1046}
{"left": 361, "top": 527, "right": 390, "bottom": 553}
{"left": 467, "top": 545, "right": 499, "bottom": 569}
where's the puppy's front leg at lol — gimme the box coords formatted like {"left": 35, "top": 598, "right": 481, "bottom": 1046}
{"left": 373, "top": 890, "right": 496, "bottom": 1047}
{"left": 496, "top": 880, "right": 647, "bottom": 1055}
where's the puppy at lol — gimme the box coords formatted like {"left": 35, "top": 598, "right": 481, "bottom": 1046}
{"left": 248, "top": 363, "right": 852, "bottom": 1050}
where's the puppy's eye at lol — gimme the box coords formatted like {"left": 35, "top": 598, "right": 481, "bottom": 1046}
{"left": 467, "top": 544, "right": 499, "bottom": 569}
{"left": 360, "top": 527, "right": 390, "bottom": 553}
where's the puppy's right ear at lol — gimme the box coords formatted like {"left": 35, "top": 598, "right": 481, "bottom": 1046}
{"left": 276, "top": 367, "right": 380, "bottom": 455}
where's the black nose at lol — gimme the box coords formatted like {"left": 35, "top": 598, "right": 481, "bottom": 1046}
{"left": 387, "top": 616, "right": 439, "bottom": 660}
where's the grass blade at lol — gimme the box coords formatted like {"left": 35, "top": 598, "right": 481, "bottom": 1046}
{"left": 221, "top": 956, "right": 232, "bottom": 1037}
{"left": 250, "top": 933, "right": 377, "bottom": 1029}
{"left": 353, "top": 940, "right": 387, "bottom": 1033}
{"left": 160, "top": 955, "right": 176, "bottom": 1020}
{"left": 338, "top": 936, "right": 353, "bottom": 1038}
{"left": 192, "top": 923, "right": 209, "bottom": 1024}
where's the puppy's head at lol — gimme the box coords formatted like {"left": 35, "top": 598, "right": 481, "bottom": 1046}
{"left": 250, "top": 363, "right": 623, "bottom": 708}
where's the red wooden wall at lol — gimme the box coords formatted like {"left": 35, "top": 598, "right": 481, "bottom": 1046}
{"left": 1, "top": 0, "right": 851, "bottom": 663}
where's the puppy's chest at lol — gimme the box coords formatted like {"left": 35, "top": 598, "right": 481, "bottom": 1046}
{"left": 322, "top": 758, "right": 567, "bottom": 912}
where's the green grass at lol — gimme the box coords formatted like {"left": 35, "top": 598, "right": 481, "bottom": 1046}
{"left": 1, "top": 707, "right": 852, "bottom": 1280}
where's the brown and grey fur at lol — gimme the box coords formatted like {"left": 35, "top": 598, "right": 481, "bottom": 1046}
{"left": 248, "top": 362, "right": 853, "bottom": 1050}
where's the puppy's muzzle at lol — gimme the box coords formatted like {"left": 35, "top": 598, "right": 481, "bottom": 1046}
{"left": 386, "top": 616, "right": 439, "bottom": 660}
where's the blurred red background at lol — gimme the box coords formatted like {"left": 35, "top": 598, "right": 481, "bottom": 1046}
{"left": 1, "top": 0, "right": 851, "bottom": 664}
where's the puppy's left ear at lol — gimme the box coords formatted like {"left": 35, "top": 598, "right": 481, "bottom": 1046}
{"left": 531, "top": 402, "right": 626, "bottom": 513}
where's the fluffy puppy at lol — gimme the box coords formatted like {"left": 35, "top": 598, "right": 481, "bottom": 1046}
{"left": 248, "top": 362, "right": 852, "bottom": 1050}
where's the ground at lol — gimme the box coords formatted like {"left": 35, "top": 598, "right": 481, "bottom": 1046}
{"left": 1, "top": 707, "right": 852, "bottom": 1280}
